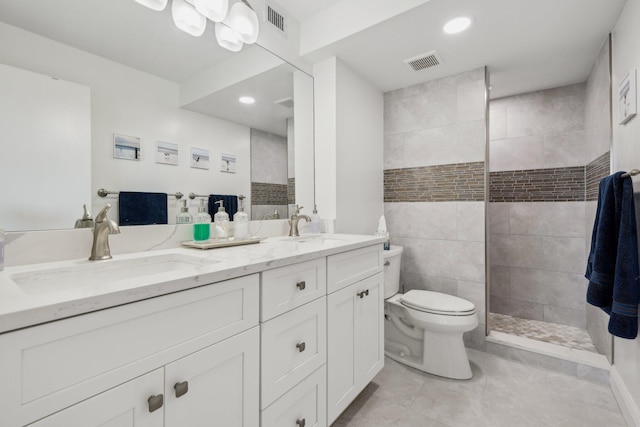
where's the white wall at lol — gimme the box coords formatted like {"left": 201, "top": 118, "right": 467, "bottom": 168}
{"left": 0, "top": 21, "right": 251, "bottom": 225}
{"left": 313, "top": 57, "right": 384, "bottom": 234}
{"left": 611, "top": 0, "right": 640, "bottom": 424}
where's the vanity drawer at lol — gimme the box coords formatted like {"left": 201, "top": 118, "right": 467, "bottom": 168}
{"left": 327, "top": 245, "right": 383, "bottom": 293}
{"left": 0, "top": 274, "right": 259, "bottom": 427}
{"left": 261, "top": 257, "right": 326, "bottom": 321}
{"left": 261, "top": 297, "right": 326, "bottom": 409}
{"left": 261, "top": 365, "right": 326, "bottom": 427}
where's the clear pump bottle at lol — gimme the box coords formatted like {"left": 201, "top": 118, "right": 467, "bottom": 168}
{"left": 193, "top": 199, "right": 211, "bottom": 241}
{"left": 176, "top": 200, "right": 193, "bottom": 224}
{"left": 213, "top": 200, "right": 230, "bottom": 240}
{"left": 310, "top": 204, "right": 321, "bottom": 234}
{"left": 0, "top": 228, "right": 5, "bottom": 271}
{"left": 233, "top": 195, "right": 250, "bottom": 240}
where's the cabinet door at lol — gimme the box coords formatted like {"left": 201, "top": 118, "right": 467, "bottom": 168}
{"left": 355, "top": 272, "right": 384, "bottom": 386}
{"left": 164, "top": 327, "right": 259, "bottom": 427}
{"left": 29, "top": 369, "right": 163, "bottom": 427}
{"left": 327, "top": 272, "right": 384, "bottom": 426}
{"left": 327, "top": 284, "right": 358, "bottom": 425}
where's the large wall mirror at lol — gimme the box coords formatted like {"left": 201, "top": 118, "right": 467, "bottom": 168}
{"left": 0, "top": 0, "right": 314, "bottom": 231}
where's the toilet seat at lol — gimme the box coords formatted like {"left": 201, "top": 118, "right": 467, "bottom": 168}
{"left": 399, "top": 290, "right": 476, "bottom": 316}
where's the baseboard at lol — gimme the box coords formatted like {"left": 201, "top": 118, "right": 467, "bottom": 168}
{"left": 611, "top": 365, "right": 640, "bottom": 427}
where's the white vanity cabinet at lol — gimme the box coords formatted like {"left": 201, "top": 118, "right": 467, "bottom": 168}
{"left": 326, "top": 246, "right": 384, "bottom": 425}
{"left": 0, "top": 274, "right": 260, "bottom": 427}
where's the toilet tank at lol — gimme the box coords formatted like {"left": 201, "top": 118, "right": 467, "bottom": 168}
{"left": 383, "top": 245, "right": 403, "bottom": 299}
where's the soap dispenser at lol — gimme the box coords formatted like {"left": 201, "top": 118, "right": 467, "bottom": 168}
{"left": 193, "top": 199, "right": 211, "bottom": 241}
{"left": 213, "top": 200, "right": 230, "bottom": 240}
{"left": 233, "top": 195, "right": 250, "bottom": 240}
{"left": 176, "top": 200, "right": 193, "bottom": 224}
{"left": 310, "top": 204, "right": 321, "bottom": 234}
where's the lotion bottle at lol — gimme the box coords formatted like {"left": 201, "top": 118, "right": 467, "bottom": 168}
{"left": 233, "top": 196, "right": 250, "bottom": 240}
{"left": 193, "top": 199, "right": 211, "bottom": 241}
{"left": 310, "top": 205, "right": 321, "bottom": 234}
{"left": 0, "top": 228, "right": 4, "bottom": 271}
{"left": 213, "top": 200, "right": 230, "bottom": 240}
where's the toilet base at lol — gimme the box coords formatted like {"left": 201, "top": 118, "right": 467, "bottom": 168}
{"left": 385, "top": 318, "right": 474, "bottom": 380}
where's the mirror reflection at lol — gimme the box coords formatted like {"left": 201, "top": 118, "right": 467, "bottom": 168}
{"left": 0, "top": 0, "right": 313, "bottom": 232}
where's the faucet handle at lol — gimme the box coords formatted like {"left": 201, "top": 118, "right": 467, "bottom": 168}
{"left": 95, "top": 203, "right": 112, "bottom": 223}
{"left": 294, "top": 206, "right": 304, "bottom": 215}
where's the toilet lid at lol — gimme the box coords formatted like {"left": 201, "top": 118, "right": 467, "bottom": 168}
{"left": 400, "top": 290, "right": 476, "bottom": 315}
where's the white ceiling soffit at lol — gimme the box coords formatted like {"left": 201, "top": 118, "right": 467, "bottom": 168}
{"left": 298, "top": 0, "right": 626, "bottom": 99}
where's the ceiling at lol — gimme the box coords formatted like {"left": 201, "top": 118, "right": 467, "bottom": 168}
{"left": 0, "top": 0, "right": 628, "bottom": 113}
{"left": 295, "top": 0, "right": 627, "bottom": 99}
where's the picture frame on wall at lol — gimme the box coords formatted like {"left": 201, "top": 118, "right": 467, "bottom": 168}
{"left": 113, "top": 133, "right": 141, "bottom": 160}
{"left": 618, "top": 69, "right": 637, "bottom": 125}
{"left": 190, "top": 147, "right": 210, "bottom": 169}
{"left": 156, "top": 141, "right": 178, "bottom": 165}
{"left": 220, "top": 153, "right": 237, "bottom": 173}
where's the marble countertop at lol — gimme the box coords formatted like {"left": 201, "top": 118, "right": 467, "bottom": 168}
{"left": 0, "top": 234, "right": 386, "bottom": 334}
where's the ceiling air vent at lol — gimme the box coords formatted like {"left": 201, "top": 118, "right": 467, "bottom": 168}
{"left": 265, "top": 2, "right": 286, "bottom": 34}
{"left": 404, "top": 51, "right": 443, "bottom": 72}
{"left": 274, "top": 97, "right": 294, "bottom": 109}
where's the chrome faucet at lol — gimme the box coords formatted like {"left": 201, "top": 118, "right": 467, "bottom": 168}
{"left": 89, "top": 204, "right": 120, "bottom": 261}
{"left": 288, "top": 206, "right": 311, "bottom": 237}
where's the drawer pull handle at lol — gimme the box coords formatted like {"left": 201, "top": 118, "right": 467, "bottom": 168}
{"left": 357, "top": 290, "right": 369, "bottom": 298}
{"left": 296, "top": 418, "right": 306, "bottom": 427}
{"left": 174, "top": 381, "right": 189, "bottom": 398}
{"left": 148, "top": 394, "right": 164, "bottom": 413}
{"left": 384, "top": 260, "right": 390, "bottom": 266}
{"left": 296, "top": 281, "right": 306, "bottom": 290}
{"left": 296, "top": 342, "right": 306, "bottom": 352}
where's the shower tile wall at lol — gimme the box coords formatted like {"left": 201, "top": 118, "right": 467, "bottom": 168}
{"left": 383, "top": 68, "right": 487, "bottom": 350}
{"left": 250, "top": 129, "right": 289, "bottom": 219}
{"left": 489, "top": 84, "right": 589, "bottom": 329}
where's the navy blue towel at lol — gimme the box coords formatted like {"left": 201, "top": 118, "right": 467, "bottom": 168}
{"left": 208, "top": 194, "right": 238, "bottom": 221}
{"left": 118, "top": 192, "right": 168, "bottom": 226}
{"left": 586, "top": 172, "right": 640, "bottom": 339}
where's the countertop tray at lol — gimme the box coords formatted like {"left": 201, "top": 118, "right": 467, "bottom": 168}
{"left": 181, "top": 237, "right": 263, "bottom": 250}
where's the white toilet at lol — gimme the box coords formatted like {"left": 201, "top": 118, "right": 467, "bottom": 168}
{"left": 383, "top": 245, "right": 479, "bottom": 379}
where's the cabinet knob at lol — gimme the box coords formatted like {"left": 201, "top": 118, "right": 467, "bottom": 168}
{"left": 296, "top": 281, "right": 306, "bottom": 290}
{"left": 296, "top": 418, "right": 306, "bottom": 427}
{"left": 296, "top": 342, "right": 306, "bottom": 352}
{"left": 357, "top": 289, "right": 369, "bottom": 298}
{"left": 174, "top": 381, "right": 189, "bottom": 398}
{"left": 148, "top": 394, "right": 164, "bottom": 413}
{"left": 384, "top": 260, "right": 390, "bottom": 266}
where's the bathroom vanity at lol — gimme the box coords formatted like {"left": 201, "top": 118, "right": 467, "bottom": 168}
{"left": 0, "top": 234, "right": 385, "bottom": 427}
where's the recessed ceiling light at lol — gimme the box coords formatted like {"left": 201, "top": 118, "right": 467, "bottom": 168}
{"left": 443, "top": 16, "right": 472, "bottom": 34}
{"left": 239, "top": 96, "right": 255, "bottom": 104}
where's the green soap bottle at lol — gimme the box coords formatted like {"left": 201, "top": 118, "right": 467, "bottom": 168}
{"left": 193, "top": 199, "right": 211, "bottom": 241}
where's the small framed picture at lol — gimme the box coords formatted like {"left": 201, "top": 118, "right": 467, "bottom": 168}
{"left": 190, "top": 147, "right": 210, "bottom": 169}
{"left": 619, "top": 69, "right": 637, "bottom": 125}
{"left": 113, "top": 133, "right": 141, "bottom": 160}
{"left": 156, "top": 141, "right": 178, "bottom": 165}
{"left": 220, "top": 153, "right": 237, "bottom": 173}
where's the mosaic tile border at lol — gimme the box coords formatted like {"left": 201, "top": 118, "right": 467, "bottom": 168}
{"left": 251, "top": 182, "right": 288, "bottom": 205}
{"left": 489, "top": 166, "right": 585, "bottom": 202}
{"left": 586, "top": 151, "right": 611, "bottom": 201}
{"left": 384, "top": 162, "right": 485, "bottom": 202}
{"left": 288, "top": 177, "right": 296, "bottom": 205}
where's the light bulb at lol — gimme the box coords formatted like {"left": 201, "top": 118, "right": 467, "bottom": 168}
{"left": 134, "top": 0, "right": 168, "bottom": 11}
{"left": 227, "top": 1, "right": 259, "bottom": 44}
{"left": 215, "top": 22, "right": 244, "bottom": 52}
{"left": 193, "top": 0, "right": 228, "bottom": 22}
{"left": 443, "top": 16, "right": 472, "bottom": 34}
{"left": 172, "top": 0, "right": 207, "bottom": 37}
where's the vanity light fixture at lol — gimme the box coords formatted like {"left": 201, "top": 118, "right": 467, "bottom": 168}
{"left": 215, "top": 22, "right": 244, "bottom": 52}
{"left": 193, "top": 0, "right": 228, "bottom": 22}
{"left": 134, "top": 0, "right": 168, "bottom": 11}
{"left": 443, "top": 16, "right": 472, "bottom": 34}
{"left": 227, "top": 0, "right": 259, "bottom": 44}
{"left": 239, "top": 96, "right": 255, "bottom": 104}
{"left": 172, "top": 0, "right": 207, "bottom": 37}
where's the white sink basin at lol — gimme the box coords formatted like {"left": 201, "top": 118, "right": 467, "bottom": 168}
{"left": 11, "top": 253, "right": 217, "bottom": 295}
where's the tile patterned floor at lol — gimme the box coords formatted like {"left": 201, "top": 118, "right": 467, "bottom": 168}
{"left": 489, "top": 313, "right": 598, "bottom": 353}
{"left": 332, "top": 352, "right": 625, "bottom": 427}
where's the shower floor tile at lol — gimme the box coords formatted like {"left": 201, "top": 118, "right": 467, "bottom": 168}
{"left": 489, "top": 313, "right": 597, "bottom": 353}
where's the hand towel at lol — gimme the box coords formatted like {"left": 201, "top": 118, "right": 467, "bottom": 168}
{"left": 208, "top": 194, "right": 238, "bottom": 221}
{"left": 118, "top": 192, "right": 168, "bottom": 226}
{"left": 586, "top": 172, "right": 640, "bottom": 339}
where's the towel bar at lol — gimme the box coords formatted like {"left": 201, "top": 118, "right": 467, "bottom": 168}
{"left": 189, "top": 193, "right": 245, "bottom": 200}
{"left": 98, "top": 189, "right": 183, "bottom": 199}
